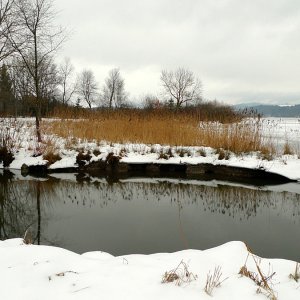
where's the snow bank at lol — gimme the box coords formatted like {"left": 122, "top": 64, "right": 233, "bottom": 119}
{"left": 0, "top": 239, "right": 299, "bottom": 300}
{"left": 5, "top": 144, "right": 300, "bottom": 181}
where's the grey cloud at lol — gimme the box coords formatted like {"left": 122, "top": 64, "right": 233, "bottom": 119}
{"left": 56, "top": 0, "right": 300, "bottom": 104}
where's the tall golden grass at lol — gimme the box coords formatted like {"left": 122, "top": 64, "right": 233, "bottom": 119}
{"left": 43, "top": 107, "right": 273, "bottom": 155}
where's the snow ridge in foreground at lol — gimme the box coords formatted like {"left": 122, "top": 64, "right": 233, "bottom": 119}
{"left": 0, "top": 239, "right": 299, "bottom": 300}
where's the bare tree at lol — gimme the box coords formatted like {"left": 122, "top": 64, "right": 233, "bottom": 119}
{"left": 7, "top": 0, "right": 65, "bottom": 142}
{"left": 38, "top": 58, "right": 59, "bottom": 100}
{"left": 160, "top": 67, "right": 202, "bottom": 108}
{"left": 10, "top": 57, "right": 59, "bottom": 115}
{"left": 142, "top": 93, "right": 160, "bottom": 109}
{"left": 58, "top": 57, "right": 75, "bottom": 105}
{"left": 10, "top": 58, "right": 33, "bottom": 99}
{"left": 77, "top": 69, "right": 98, "bottom": 109}
{"left": 0, "top": 0, "right": 15, "bottom": 62}
{"left": 101, "top": 68, "right": 127, "bottom": 108}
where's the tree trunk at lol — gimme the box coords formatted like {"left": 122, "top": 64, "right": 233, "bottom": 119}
{"left": 35, "top": 114, "right": 42, "bottom": 143}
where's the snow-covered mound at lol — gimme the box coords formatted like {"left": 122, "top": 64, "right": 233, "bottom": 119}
{"left": 0, "top": 239, "right": 299, "bottom": 300}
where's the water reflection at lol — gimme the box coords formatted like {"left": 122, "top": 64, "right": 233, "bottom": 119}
{"left": 0, "top": 171, "right": 60, "bottom": 245}
{"left": 0, "top": 172, "right": 299, "bottom": 261}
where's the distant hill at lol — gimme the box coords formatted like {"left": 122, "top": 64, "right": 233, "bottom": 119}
{"left": 234, "top": 103, "right": 300, "bottom": 117}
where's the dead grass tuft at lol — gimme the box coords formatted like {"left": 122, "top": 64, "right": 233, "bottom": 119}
{"left": 283, "top": 141, "right": 294, "bottom": 155}
{"left": 204, "top": 265, "right": 228, "bottom": 296}
{"left": 162, "top": 260, "right": 197, "bottom": 286}
{"left": 258, "top": 146, "right": 275, "bottom": 161}
{"left": 216, "top": 148, "right": 230, "bottom": 160}
{"left": 289, "top": 262, "right": 300, "bottom": 282}
{"left": 23, "top": 228, "right": 33, "bottom": 245}
{"left": 198, "top": 148, "right": 206, "bottom": 157}
{"left": 158, "top": 149, "right": 170, "bottom": 160}
{"left": 43, "top": 151, "right": 62, "bottom": 166}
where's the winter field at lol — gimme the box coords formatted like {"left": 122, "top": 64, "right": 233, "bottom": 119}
{"left": 0, "top": 117, "right": 300, "bottom": 300}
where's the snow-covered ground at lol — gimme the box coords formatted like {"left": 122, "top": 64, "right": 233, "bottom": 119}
{"left": 260, "top": 118, "right": 300, "bottom": 150}
{"left": 1, "top": 117, "right": 300, "bottom": 181}
{"left": 0, "top": 239, "right": 299, "bottom": 300}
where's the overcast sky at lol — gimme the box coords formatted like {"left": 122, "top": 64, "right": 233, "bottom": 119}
{"left": 55, "top": 0, "right": 300, "bottom": 105}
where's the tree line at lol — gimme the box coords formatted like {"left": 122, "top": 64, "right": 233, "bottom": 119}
{"left": 0, "top": 0, "right": 208, "bottom": 141}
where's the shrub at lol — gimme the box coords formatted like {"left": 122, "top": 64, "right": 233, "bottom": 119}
{"left": 283, "top": 142, "right": 294, "bottom": 155}
{"left": 166, "top": 147, "right": 174, "bottom": 158}
{"left": 198, "top": 148, "right": 206, "bottom": 157}
{"left": 158, "top": 149, "right": 169, "bottom": 160}
{"left": 216, "top": 148, "right": 230, "bottom": 160}
{"left": 93, "top": 149, "right": 101, "bottom": 156}
{"left": 0, "top": 146, "right": 14, "bottom": 167}
{"left": 258, "top": 146, "right": 275, "bottom": 161}
{"left": 106, "top": 152, "right": 120, "bottom": 164}
{"left": 176, "top": 148, "right": 191, "bottom": 157}
{"left": 118, "top": 147, "right": 127, "bottom": 157}
{"left": 76, "top": 150, "right": 92, "bottom": 167}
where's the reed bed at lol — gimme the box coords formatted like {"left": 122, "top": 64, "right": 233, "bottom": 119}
{"left": 43, "top": 107, "right": 273, "bottom": 155}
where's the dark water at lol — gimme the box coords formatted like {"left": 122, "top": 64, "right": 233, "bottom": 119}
{"left": 0, "top": 171, "right": 299, "bottom": 261}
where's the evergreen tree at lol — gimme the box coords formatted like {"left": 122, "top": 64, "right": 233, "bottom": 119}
{"left": 0, "top": 64, "right": 15, "bottom": 115}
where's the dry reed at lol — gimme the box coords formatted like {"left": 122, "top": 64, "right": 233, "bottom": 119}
{"left": 204, "top": 266, "right": 227, "bottom": 296}
{"left": 43, "top": 108, "right": 273, "bottom": 155}
{"left": 239, "top": 251, "right": 277, "bottom": 300}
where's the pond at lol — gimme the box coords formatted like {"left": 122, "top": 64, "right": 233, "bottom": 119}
{"left": 0, "top": 170, "right": 299, "bottom": 261}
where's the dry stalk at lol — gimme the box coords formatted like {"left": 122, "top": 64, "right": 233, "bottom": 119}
{"left": 161, "top": 260, "right": 197, "bottom": 286}
{"left": 289, "top": 262, "right": 300, "bottom": 282}
{"left": 239, "top": 252, "right": 277, "bottom": 300}
{"left": 204, "top": 265, "right": 228, "bottom": 296}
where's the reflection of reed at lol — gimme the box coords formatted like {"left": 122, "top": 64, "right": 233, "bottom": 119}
{"left": 50, "top": 179, "right": 299, "bottom": 217}
{"left": 49, "top": 179, "right": 300, "bottom": 222}
{"left": 175, "top": 186, "right": 189, "bottom": 249}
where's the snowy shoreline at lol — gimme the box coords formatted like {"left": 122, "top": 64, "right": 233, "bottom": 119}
{"left": 1, "top": 117, "right": 300, "bottom": 181}
{"left": 4, "top": 145, "right": 300, "bottom": 182}
{"left": 0, "top": 238, "right": 299, "bottom": 300}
